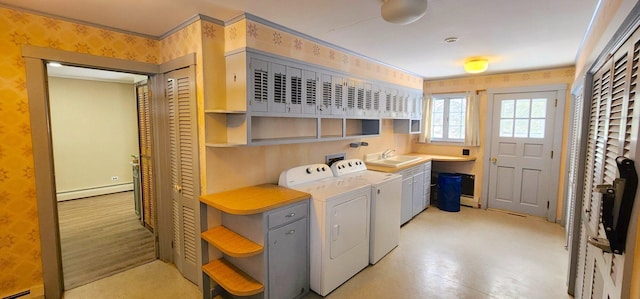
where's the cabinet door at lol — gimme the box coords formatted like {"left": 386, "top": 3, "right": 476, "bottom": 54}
{"left": 249, "top": 57, "right": 269, "bottom": 112}
{"left": 345, "top": 79, "right": 357, "bottom": 115}
{"left": 423, "top": 163, "right": 431, "bottom": 207}
{"left": 332, "top": 76, "right": 345, "bottom": 115}
{"left": 268, "top": 218, "right": 308, "bottom": 299}
{"left": 318, "top": 73, "right": 333, "bottom": 115}
{"left": 401, "top": 177, "right": 413, "bottom": 225}
{"left": 412, "top": 172, "right": 425, "bottom": 217}
{"left": 384, "top": 88, "right": 395, "bottom": 118}
{"left": 288, "top": 66, "right": 303, "bottom": 114}
{"left": 370, "top": 85, "right": 382, "bottom": 117}
{"left": 355, "top": 81, "right": 366, "bottom": 116}
{"left": 363, "top": 83, "right": 373, "bottom": 116}
{"left": 303, "top": 70, "right": 318, "bottom": 115}
{"left": 412, "top": 91, "right": 423, "bottom": 119}
{"left": 269, "top": 62, "right": 287, "bottom": 113}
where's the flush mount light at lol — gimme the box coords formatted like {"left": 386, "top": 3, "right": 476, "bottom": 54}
{"left": 381, "top": 0, "right": 428, "bottom": 25}
{"left": 464, "top": 58, "right": 489, "bottom": 74}
{"left": 444, "top": 37, "right": 458, "bottom": 43}
{"left": 48, "top": 62, "right": 62, "bottom": 67}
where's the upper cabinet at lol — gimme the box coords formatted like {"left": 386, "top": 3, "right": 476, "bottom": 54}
{"left": 208, "top": 50, "right": 422, "bottom": 146}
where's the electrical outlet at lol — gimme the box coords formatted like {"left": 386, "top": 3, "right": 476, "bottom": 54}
{"left": 462, "top": 149, "right": 470, "bottom": 156}
{"left": 111, "top": 176, "right": 119, "bottom": 181}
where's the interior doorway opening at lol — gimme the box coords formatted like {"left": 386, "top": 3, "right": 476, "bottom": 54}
{"left": 46, "top": 64, "right": 157, "bottom": 290}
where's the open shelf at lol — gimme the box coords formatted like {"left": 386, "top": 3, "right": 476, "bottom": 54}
{"left": 201, "top": 226, "right": 263, "bottom": 257}
{"left": 345, "top": 118, "right": 380, "bottom": 137}
{"left": 203, "top": 259, "right": 264, "bottom": 297}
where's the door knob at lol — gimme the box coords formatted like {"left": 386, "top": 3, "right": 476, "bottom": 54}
{"left": 491, "top": 157, "right": 497, "bottom": 163}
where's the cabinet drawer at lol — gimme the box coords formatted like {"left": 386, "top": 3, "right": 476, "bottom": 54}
{"left": 268, "top": 201, "right": 308, "bottom": 229}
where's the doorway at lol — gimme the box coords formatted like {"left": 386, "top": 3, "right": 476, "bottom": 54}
{"left": 46, "top": 65, "right": 156, "bottom": 289}
{"left": 483, "top": 85, "right": 566, "bottom": 221}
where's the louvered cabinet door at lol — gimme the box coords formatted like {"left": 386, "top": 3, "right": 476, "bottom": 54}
{"left": 136, "top": 82, "right": 155, "bottom": 230}
{"left": 318, "top": 73, "right": 332, "bottom": 116}
{"left": 269, "top": 62, "right": 288, "bottom": 113}
{"left": 332, "top": 76, "right": 345, "bottom": 116}
{"left": 303, "top": 69, "right": 319, "bottom": 115}
{"left": 287, "top": 66, "right": 303, "bottom": 114}
{"left": 576, "top": 27, "right": 640, "bottom": 299}
{"left": 249, "top": 57, "right": 269, "bottom": 112}
{"left": 166, "top": 67, "right": 201, "bottom": 285}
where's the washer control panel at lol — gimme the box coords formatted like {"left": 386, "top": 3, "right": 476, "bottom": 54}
{"left": 278, "top": 163, "right": 333, "bottom": 187}
{"left": 331, "top": 159, "right": 367, "bottom": 176}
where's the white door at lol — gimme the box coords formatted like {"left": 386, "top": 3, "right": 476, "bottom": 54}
{"left": 487, "top": 91, "right": 558, "bottom": 217}
{"left": 573, "top": 27, "right": 640, "bottom": 298}
{"left": 330, "top": 195, "right": 369, "bottom": 259}
{"left": 166, "top": 67, "right": 200, "bottom": 284}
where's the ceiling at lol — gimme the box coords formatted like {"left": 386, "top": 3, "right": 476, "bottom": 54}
{"left": 2, "top": 0, "right": 600, "bottom": 79}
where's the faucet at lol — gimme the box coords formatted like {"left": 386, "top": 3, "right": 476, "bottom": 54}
{"left": 382, "top": 149, "right": 396, "bottom": 159}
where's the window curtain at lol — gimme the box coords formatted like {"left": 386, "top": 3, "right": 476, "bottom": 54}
{"left": 465, "top": 91, "right": 481, "bottom": 146}
{"left": 420, "top": 94, "right": 433, "bottom": 143}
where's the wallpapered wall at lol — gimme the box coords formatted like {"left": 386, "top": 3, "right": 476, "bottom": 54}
{"left": 0, "top": 6, "right": 165, "bottom": 294}
{"left": 417, "top": 66, "right": 575, "bottom": 219}
{"left": 0, "top": 6, "right": 420, "bottom": 295}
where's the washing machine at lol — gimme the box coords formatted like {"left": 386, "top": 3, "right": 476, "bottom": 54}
{"left": 279, "top": 164, "right": 371, "bottom": 296}
{"left": 331, "top": 159, "right": 402, "bottom": 264}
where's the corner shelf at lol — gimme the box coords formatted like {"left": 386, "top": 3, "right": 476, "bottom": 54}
{"left": 201, "top": 226, "right": 263, "bottom": 257}
{"left": 202, "top": 259, "right": 264, "bottom": 296}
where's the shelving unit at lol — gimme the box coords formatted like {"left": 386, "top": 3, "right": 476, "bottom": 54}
{"left": 199, "top": 184, "right": 311, "bottom": 299}
{"left": 204, "top": 49, "right": 421, "bottom": 147}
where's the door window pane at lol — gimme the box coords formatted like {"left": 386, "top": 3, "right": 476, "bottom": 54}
{"left": 530, "top": 119, "right": 545, "bottom": 138}
{"left": 500, "top": 119, "right": 513, "bottom": 137}
{"left": 501, "top": 100, "right": 514, "bottom": 118}
{"left": 514, "top": 119, "right": 529, "bottom": 137}
{"left": 531, "top": 99, "right": 547, "bottom": 118}
{"left": 515, "top": 99, "right": 531, "bottom": 118}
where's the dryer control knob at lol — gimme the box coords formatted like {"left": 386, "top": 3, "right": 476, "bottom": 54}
{"left": 306, "top": 167, "right": 313, "bottom": 174}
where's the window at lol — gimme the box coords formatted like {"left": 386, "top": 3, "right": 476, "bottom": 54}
{"left": 499, "top": 98, "right": 547, "bottom": 138}
{"left": 430, "top": 94, "right": 467, "bottom": 142}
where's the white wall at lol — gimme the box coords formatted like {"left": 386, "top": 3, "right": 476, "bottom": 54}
{"left": 48, "top": 77, "right": 139, "bottom": 201}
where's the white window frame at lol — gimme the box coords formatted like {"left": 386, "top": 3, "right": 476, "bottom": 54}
{"left": 429, "top": 93, "right": 467, "bottom": 143}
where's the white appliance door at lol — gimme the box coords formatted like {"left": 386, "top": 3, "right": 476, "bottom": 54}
{"left": 371, "top": 179, "right": 402, "bottom": 263}
{"left": 330, "top": 195, "right": 369, "bottom": 259}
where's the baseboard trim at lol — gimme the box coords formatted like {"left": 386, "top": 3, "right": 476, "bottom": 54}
{"left": 461, "top": 195, "right": 479, "bottom": 208}
{"left": 1, "top": 284, "right": 43, "bottom": 299}
{"left": 56, "top": 183, "right": 133, "bottom": 201}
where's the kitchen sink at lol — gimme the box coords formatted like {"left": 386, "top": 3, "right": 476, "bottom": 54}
{"left": 366, "top": 155, "right": 422, "bottom": 167}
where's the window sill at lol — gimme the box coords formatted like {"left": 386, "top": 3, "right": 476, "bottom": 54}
{"left": 416, "top": 141, "right": 467, "bottom": 147}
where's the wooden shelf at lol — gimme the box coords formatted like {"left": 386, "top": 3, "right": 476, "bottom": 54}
{"left": 200, "top": 184, "right": 310, "bottom": 215}
{"left": 202, "top": 226, "right": 263, "bottom": 257}
{"left": 203, "top": 259, "right": 264, "bottom": 296}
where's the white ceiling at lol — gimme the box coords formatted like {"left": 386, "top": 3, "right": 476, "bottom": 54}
{"left": 2, "top": 0, "right": 600, "bottom": 79}
{"left": 47, "top": 65, "right": 148, "bottom": 84}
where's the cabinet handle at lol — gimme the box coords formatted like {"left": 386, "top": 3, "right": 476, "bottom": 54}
{"left": 286, "top": 230, "right": 296, "bottom": 235}
{"left": 285, "top": 212, "right": 296, "bottom": 217}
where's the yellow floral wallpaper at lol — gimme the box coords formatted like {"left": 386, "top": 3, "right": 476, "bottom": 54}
{"left": 225, "top": 18, "right": 423, "bottom": 90}
{"left": 0, "top": 6, "right": 165, "bottom": 296}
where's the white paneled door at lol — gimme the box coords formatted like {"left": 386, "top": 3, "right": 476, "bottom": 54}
{"left": 165, "top": 67, "right": 200, "bottom": 285}
{"left": 487, "top": 91, "right": 558, "bottom": 217}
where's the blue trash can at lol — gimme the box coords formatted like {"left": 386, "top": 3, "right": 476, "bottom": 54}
{"left": 438, "top": 173, "right": 461, "bottom": 212}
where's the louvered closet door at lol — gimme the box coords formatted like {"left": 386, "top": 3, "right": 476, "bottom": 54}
{"left": 136, "top": 82, "right": 155, "bottom": 230}
{"left": 166, "top": 67, "right": 200, "bottom": 284}
{"left": 575, "top": 27, "right": 639, "bottom": 299}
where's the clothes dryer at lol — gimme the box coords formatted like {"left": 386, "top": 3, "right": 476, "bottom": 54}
{"left": 279, "top": 164, "right": 371, "bottom": 296}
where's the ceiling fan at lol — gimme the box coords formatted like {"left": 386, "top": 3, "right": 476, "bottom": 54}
{"left": 381, "top": 0, "right": 428, "bottom": 25}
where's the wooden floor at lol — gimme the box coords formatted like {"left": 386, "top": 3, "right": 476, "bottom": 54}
{"left": 58, "top": 191, "right": 156, "bottom": 290}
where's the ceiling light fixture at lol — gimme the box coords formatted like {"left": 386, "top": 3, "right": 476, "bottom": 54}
{"left": 48, "top": 62, "right": 62, "bottom": 67}
{"left": 444, "top": 37, "right": 458, "bottom": 43}
{"left": 464, "top": 58, "right": 489, "bottom": 74}
{"left": 381, "top": 0, "right": 428, "bottom": 25}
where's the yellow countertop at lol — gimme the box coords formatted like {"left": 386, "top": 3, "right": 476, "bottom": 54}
{"left": 199, "top": 184, "right": 311, "bottom": 215}
{"left": 365, "top": 153, "right": 475, "bottom": 173}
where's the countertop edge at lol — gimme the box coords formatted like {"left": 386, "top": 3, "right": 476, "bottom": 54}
{"left": 365, "top": 153, "right": 475, "bottom": 173}
{"left": 200, "top": 184, "right": 311, "bottom": 215}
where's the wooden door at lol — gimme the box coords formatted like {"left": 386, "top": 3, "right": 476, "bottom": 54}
{"left": 487, "top": 91, "right": 558, "bottom": 217}
{"left": 165, "top": 67, "right": 200, "bottom": 284}
{"left": 136, "top": 82, "right": 154, "bottom": 230}
{"left": 574, "top": 28, "right": 639, "bottom": 298}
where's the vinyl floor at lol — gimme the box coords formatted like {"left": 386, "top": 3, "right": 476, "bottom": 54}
{"left": 58, "top": 191, "right": 156, "bottom": 290}
{"left": 62, "top": 206, "right": 569, "bottom": 299}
